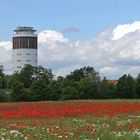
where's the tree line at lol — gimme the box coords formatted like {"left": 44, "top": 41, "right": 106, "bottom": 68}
{"left": 0, "top": 65, "right": 140, "bottom": 102}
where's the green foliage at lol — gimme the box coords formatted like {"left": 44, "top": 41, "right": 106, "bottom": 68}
{"left": 16, "top": 65, "right": 54, "bottom": 88}
{"left": 0, "top": 90, "right": 10, "bottom": 102}
{"left": 1, "top": 65, "right": 140, "bottom": 102}
{"left": 79, "top": 77, "right": 98, "bottom": 99}
{"left": 66, "top": 66, "right": 100, "bottom": 100}
{"left": 33, "top": 66, "right": 54, "bottom": 84}
{"left": 116, "top": 74, "right": 136, "bottom": 99}
{"left": 19, "top": 64, "right": 34, "bottom": 88}
{"left": 61, "top": 86, "right": 79, "bottom": 100}
{"left": 30, "top": 80, "right": 48, "bottom": 101}
{"left": 2, "top": 65, "right": 54, "bottom": 101}
{"left": 7, "top": 73, "right": 20, "bottom": 89}
{"left": 47, "top": 80, "right": 63, "bottom": 101}
{"left": 97, "top": 77, "right": 111, "bottom": 99}
{"left": 10, "top": 80, "right": 25, "bottom": 101}
{"left": 0, "top": 69, "right": 6, "bottom": 89}
{"left": 66, "top": 66, "right": 99, "bottom": 81}
{"left": 96, "top": 77, "right": 116, "bottom": 99}
{"left": 135, "top": 73, "right": 140, "bottom": 98}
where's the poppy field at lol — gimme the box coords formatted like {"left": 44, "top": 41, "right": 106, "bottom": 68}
{"left": 0, "top": 100, "right": 140, "bottom": 140}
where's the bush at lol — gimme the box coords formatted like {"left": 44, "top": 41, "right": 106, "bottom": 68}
{"left": 61, "top": 86, "right": 79, "bottom": 100}
{"left": 0, "top": 90, "right": 10, "bottom": 102}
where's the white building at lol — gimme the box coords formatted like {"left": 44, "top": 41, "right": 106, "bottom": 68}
{"left": 13, "top": 26, "right": 38, "bottom": 72}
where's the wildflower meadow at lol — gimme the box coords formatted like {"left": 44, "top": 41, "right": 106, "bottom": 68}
{"left": 0, "top": 100, "right": 140, "bottom": 140}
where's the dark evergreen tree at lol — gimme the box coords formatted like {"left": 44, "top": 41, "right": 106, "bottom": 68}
{"left": 10, "top": 80, "right": 26, "bottom": 101}
{"left": 97, "top": 77, "right": 111, "bottom": 99}
{"left": 135, "top": 73, "right": 140, "bottom": 98}
{"left": 66, "top": 66, "right": 100, "bottom": 81}
{"left": 116, "top": 74, "right": 136, "bottom": 98}
{"left": 61, "top": 86, "right": 79, "bottom": 100}
{"left": 33, "top": 66, "right": 54, "bottom": 84}
{"left": 19, "top": 64, "right": 34, "bottom": 88}
{"left": 79, "top": 77, "right": 99, "bottom": 99}
{"left": 0, "top": 69, "right": 6, "bottom": 88}
{"left": 66, "top": 66, "right": 100, "bottom": 99}
{"left": 30, "top": 80, "right": 48, "bottom": 101}
{"left": 0, "top": 90, "right": 10, "bottom": 102}
{"left": 47, "top": 80, "right": 63, "bottom": 101}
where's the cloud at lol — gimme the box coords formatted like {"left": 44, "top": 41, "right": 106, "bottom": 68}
{"left": 1, "top": 20, "right": 140, "bottom": 79}
{"left": 0, "top": 41, "right": 12, "bottom": 74}
{"left": 38, "top": 21, "right": 140, "bottom": 79}
{"left": 38, "top": 30, "right": 72, "bottom": 65}
{"left": 99, "top": 67, "right": 122, "bottom": 79}
{"left": 38, "top": 30, "right": 68, "bottom": 43}
{"left": 112, "top": 21, "right": 140, "bottom": 40}
{"left": 63, "top": 26, "right": 79, "bottom": 33}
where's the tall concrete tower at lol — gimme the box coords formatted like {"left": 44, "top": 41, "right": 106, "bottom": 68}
{"left": 13, "top": 26, "right": 38, "bottom": 72}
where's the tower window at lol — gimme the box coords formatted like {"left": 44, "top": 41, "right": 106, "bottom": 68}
{"left": 17, "top": 66, "right": 21, "bottom": 68}
{"left": 17, "top": 53, "right": 21, "bottom": 56}
{"left": 26, "top": 60, "right": 31, "bottom": 62}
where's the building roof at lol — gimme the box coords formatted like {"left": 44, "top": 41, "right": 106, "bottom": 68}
{"left": 108, "top": 80, "right": 118, "bottom": 85}
{"left": 14, "top": 26, "right": 36, "bottom": 32}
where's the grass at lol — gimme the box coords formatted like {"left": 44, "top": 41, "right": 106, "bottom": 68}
{"left": 0, "top": 100, "right": 140, "bottom": 140}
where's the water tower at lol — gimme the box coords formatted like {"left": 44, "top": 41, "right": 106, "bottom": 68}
{"left": 13, "top": 26, "right": 38, "bottom": 72}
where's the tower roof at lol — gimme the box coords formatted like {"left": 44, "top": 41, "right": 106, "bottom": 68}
{"left": 14, "top": 26, "right": 36, "bottom": 32}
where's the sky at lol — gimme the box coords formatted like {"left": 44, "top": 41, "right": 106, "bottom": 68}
{"left": 0, "top": 0, "right": 140, "bottom": 79}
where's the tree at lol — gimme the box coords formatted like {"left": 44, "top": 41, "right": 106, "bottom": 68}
{"left": 97, "top": 77, "right": 115, "bottom": 99}
{"left": 116, "top": 74, "right": 136, "bottom": 98}
{"left": 30, "top": 80, "right": 48, "bottom": 101}
{"left": 61, "top": 86, "right": 79, "bottom": 100}
{"left": 33, "top": 66, "right": 54, "bottom": 84}
{"left": 7, "top": 73, "right": 20, "bottom": 89}
{"left": 135, "top": 73, "right": 140, "bottom": 98}
{"left": 19, "top": 64, "right": 34, "bottom": 88}
{"left": 0, "top": 90, "right": 10, "bottom": 102}
{"left": 57, "top": 76, "right": 65, "bottom": 82}
{"left": 0, "top": 69, "right": 6, "bottom": 89}
{"left": 10, "top": 80, "right": 26, "bottom": 101}
{"left": 108, "top": 83, "right": 116, "bottom": 99}
{"left": 66, "top": 66, "right": 100, "bottom": 81}
{"left": 47, "top": 80, "right": 63, "bottom": 101}
{"left": 13, "top": 65, "right": 54, "bottom": 88}
{"left": 65, "top": 66, "right": 100, "bottom": 99}
{"left": 79, "top": 77, "right": 99, "bottom": 99}
{"left": 66, "top": 66, "right": 100, "bottom": 99}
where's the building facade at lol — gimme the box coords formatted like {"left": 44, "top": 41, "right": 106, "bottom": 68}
{"left": 13, "top": 26, "right": 38, "bottom": 72}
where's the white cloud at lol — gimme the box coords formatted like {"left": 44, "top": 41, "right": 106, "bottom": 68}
{"left": 38, "top": 30, "right": 73, "bottom": 65}
{"left": 112, "top": 21, "right": 140, "bottom": 40}
{"left": 99, "top": 67, "right": 122, "bottom": 79}
{"left": 0, "top": 41, "right": 12, "bottom": 73}
{"left": 1, "top": 21, "right": 140, "bottom": 79}
{"left": 0, "top": 41, "right": 12, "bottom": 50}
{"left": 38, "top": 30, "right": 68, "bottom": 44}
